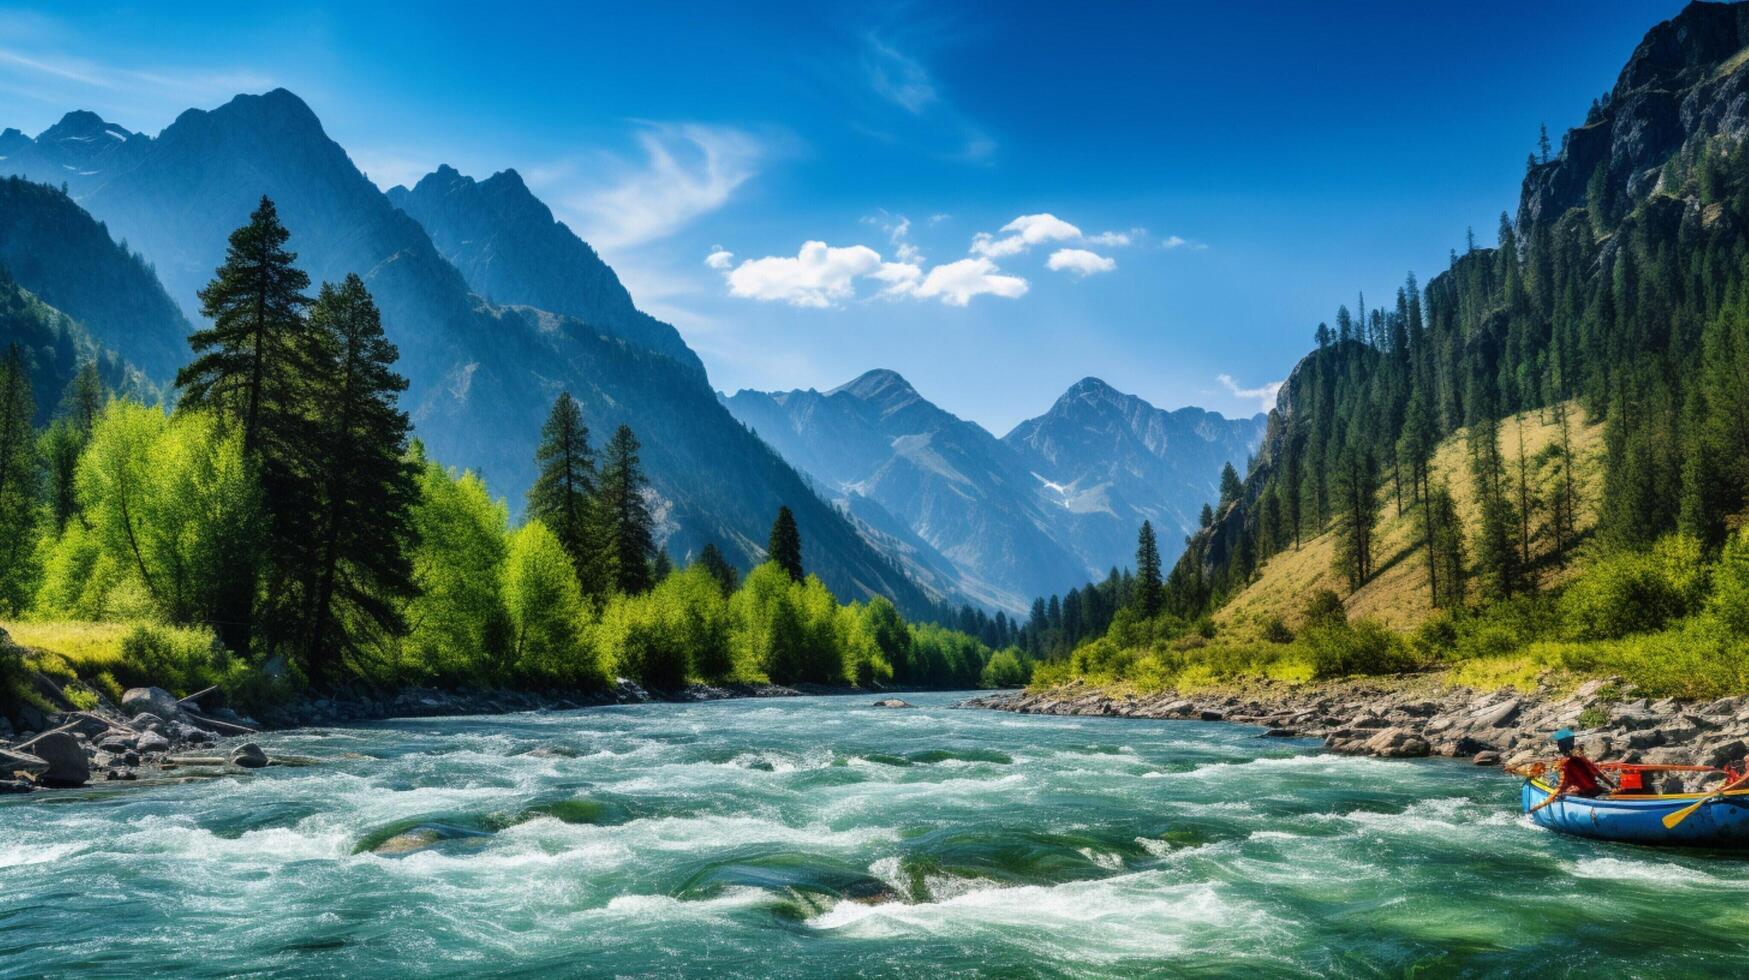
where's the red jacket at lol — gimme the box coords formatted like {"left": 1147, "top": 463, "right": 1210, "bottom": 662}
{"left": 1557, "top": 754, "right": 1606, "bottom": 796}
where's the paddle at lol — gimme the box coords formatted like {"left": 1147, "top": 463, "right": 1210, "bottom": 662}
{"left": 1662, "top": 770, "right": 1749, "bottom": 830}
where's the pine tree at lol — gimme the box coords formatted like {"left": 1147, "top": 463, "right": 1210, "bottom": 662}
{"left": 1218, "top": 461, "right": 1243, "bottom": 510}
{"left": 695, "top": 542, "right": 738, "bottom": 596}
{"left": 1427, "top": 481, "right": 1467, "bottom": 608}
{"left": 0, "top": 344, "right": 38, "bottom": 614}
{"left": 295, "top": 275, "right": 420, "bottom": 682}
{"left": 768, "top": 504, "right": 803, "bottom": 582}
{"left": 177, "top": 196, "right": 312, "bottom": 454}
{"left": 178, "top": 197, "right": 316, "bottom": 655}
{"left": 527, "top": 392, "right": 599, "bottom": 592}
{"left": 1134, "top": 520, "right": 1163, "bottom": 617}
{"left": 1329, "top": 444, "right": 1379, "bottom": 591}
{"left": 1199, "top": 502, "right": 1214, "bottom": 529}
{"left": 43, "top": 363, "right": 106, "bottom": 531}
{"left": 597, "top": 424, "right": 655, "bottom": 594}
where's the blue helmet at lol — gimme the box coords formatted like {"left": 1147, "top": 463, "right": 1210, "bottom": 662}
{"left": 1552, "top": 728, "right": 1575, "bottom": 746}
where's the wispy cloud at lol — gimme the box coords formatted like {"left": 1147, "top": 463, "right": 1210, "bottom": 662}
{"left": 972, "top": 213, "right": 1083, "bottom": 258}
{"left": 1162, "top": 235, "right": 1208, "bottom": 251}
{"left": 1218, "top": 374, "right": 1283, "bottom": 412}
{"left": 0, "top": 40, "right": 274, "bottom": 127}
{"left": 857, "top": 34, "right": 994, "bottom": 163}
{"left": 864, "top": 39, "right": 936, "bottom": 114}
{"left": 536, "top": 123, "right": 763, "bottom": 250}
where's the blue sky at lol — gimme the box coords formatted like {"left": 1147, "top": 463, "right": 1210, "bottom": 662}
{"left": 0, "top": 0, "right": 1688, "bottom": 433}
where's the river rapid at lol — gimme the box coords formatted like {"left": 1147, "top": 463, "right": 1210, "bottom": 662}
{"left": 4, "top": 692, "right": 1749, "bottom": 976}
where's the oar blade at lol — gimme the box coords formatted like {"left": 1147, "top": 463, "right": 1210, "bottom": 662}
{"left": 1663, "top": 796, "right": 1709, "bottom": 830}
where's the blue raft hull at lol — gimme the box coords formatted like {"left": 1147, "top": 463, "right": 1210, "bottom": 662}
{"left": 1523, "top": 779, "right": 1749, "bottom": 847}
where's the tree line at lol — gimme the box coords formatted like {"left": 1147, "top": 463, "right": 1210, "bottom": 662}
{"left": 0, "top": 197, "right": 1027, "bottom": 699}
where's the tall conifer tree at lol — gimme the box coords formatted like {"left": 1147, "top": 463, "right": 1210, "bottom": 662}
{"left": 527, "top": 392, "right": 599, "bottom": 592}
{"left": 597, "top": 424, "right": 655, "bottom": 594}
{"left": 768, "top": 505, "right": 803, "bottom": 582}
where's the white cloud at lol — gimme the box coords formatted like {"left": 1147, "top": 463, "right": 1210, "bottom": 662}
{"left": 1162, "top": 235, "right": 1207, "bottom": 251}
{"left": 704, "top": 249, "right": 735, "bottom": 270}
{"left": 725, "top": 241, "right": 886, "bottom": 308}
{"left": 556, "top": 123, "right": 762, "bottom": 249}
{"left": 971, "top": 213, "right": 1084, "bottom": 258}
{"left": 1047, "top": 248, "right": 1116, "bottom": 277}
{"left": 914, "top": 257, "right": 1028, "bottom": 306}
{"left": 864, "top": 210, "right": 923, "bottom": 264}
{"left": 1218, "top": 374, "right": 1284, "bottom": 412}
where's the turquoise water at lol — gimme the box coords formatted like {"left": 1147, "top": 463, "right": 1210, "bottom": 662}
{"left": 5, "top": 692, "right": 1749, "bottom": 977}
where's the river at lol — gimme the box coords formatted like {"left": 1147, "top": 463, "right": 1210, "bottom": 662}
{"left": 3, "top": 691, "right": 1748, "bottom": 976}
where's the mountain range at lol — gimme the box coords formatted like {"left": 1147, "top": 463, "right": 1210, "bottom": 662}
{"left": 0, "top": 90, "right": 930, "bottom": 614}
{"left": 726, "top": 371, "right": 1264, "bottom": 610}
{"left": 0, "top": 87, "right": 1261, "bottom": 617}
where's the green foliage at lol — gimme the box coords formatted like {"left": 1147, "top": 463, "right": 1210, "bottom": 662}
{"left": 1301, "top": 589, "right": 1347, "bottom": 629}
{"left": 1708, "top": 530, "right": 1749, "bottom": 636}
{"left": 503, "top": 521, "right": 598, "bottom": 688}
{"left": 1301, "top": 620, "right": 1417, "bottom": 679}
{"left": 0, "top": 343, "right": 39, "bottom": 614}
{"left": 1561, "top": 549, "right": 1688, "bottom": 640}
{"left": 72, "top": 403, "right": 263, "bottom": 629}
{"left": 387, "top": 459, "right": 512, "bottom": 684}
{"left": 979, "top": 648, "right": 1032, "bottom": 688}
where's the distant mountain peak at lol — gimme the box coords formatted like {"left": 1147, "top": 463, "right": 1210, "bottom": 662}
{"left": 40, "top": 109, "right": 131, "bottom": 144}
{"left": 831, "top": 368, "right": 918, "bottom": 402}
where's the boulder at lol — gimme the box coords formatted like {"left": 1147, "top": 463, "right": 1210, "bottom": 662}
{"left": 1472, "top": 750, "right": 1503, "bottom": 767}
{"left": 229, "top": 743, "right": 269, "bottom": 768}
{"left": 1198, "top": 709, "right": 1225, "bottom": 722}
{"left": 1260, "top": 728, "right": 1297, "bottom": 738}
{"left": 1363, "top": 727, "right": 1430, "bottom": 758}
{"left": 20, "top": 731, "right": 89, "bottom": 787}
{"left": 121, "top": 687, "right": 183, "bottom": 722}
{"left": 97, "top": 734, "right": 136, "bottom": 754}
{"left": 129, "top": 712, "right": 167, "bottom": 733}
{"left": 1700, "top": 738, "right": 1749, "bottom": 770}
{"left": 1471, "top": 698, "right": 1522, "bottom": 729}
{"left": 136, "top": 731, "right": 171, "bottom": 754}
{"left": 870, "top": 698, "right": 915, "bottom": 709}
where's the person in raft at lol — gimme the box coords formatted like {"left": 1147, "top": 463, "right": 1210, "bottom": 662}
{"left": 1529, "top": 728, "right": 1616, "bottom": 812}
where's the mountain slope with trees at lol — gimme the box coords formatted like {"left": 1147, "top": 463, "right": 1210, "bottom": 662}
{"left": 0, "top": 90, "right": 932, "bottom": 616}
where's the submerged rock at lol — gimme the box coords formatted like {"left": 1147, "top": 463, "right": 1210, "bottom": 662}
{"left": 230, "top": 743, "right": 269, "bottom": 768}
{"left": 871, "top": 698, "right": 915, "bottom": 709}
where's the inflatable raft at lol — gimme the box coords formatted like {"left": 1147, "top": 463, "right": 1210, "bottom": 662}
{"left": 1522, "top": 775, "right": 1749, "bottom": 847}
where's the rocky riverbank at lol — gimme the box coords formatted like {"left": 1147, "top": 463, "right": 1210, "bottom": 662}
{"left": 0, "top": 628, "right": 880, "bottom": 796}
{"left": 963, "top": 677, "right": 1749, "bottom": 792}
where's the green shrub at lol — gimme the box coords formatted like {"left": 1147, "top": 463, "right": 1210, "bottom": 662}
{"left": 1707, "top": 530, "right": 1749, "bottom": 636}
{"left": 1261, "top": 616, "right": 1294, "bottom": 644}
{"left": 1303, "top": 620, "right": 1417, "bottom": 679}
{"left": 1302, "top": 589, "right": 1347, "bottom": 629}
{"left": 1561, "top": 551, "right": 1685, "bottom": 640}
{"left": 979, "top": 649, "right": 1032, "bottom": 688}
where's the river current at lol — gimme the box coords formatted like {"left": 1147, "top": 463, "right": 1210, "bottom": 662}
{"left": 4, "top": 691, "right": 1748, "bottom": 976}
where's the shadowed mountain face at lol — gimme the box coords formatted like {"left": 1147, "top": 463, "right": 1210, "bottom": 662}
{"left": 727, "top": 370, "right": 1265, "bottom": 611}
{"left": 0, "top": 89, "right": 933, "bottom": 616}
{"left": 386, "top": 166, "right": 704, "bottom": 376}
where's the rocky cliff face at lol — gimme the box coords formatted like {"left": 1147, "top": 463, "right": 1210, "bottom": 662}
{"left": 1520, "top": 0, "right": 1749, "bottom": 228}
{"left": 0, "top": 90, "right": 933, "bottom": 616}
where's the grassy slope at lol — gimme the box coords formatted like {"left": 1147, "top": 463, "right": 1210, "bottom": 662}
{"left": 1216, "top": 402, "right": 1608, "bottom": 636}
